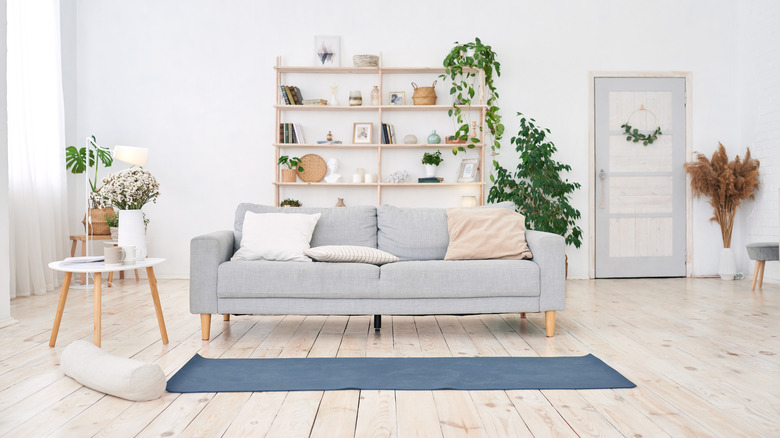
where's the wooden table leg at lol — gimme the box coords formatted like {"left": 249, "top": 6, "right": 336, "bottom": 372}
{"left": 94, "top": 272, "right": 102, "bottom": 347}
{"left": 107, "top": 271, "right": 114, "bottom": 287}
{"left": 49, "top": 272, "right": 73, "bottom": 347}
{"left": 146, "top": 267, "right": 169, "bottom": 344}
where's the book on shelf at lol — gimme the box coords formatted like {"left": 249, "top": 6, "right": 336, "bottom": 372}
{"left": 303, "top": 99, "right": 327, "bottom": 105}
{"left": 316, "top": 140, "right": 343, "bottom": 144}
{"left": 389, "top": 124, "right": 397, "bottom": 144}
{"left": 293, "top": 124, "right": 305, "bottom": 144}
{"left": 279, "top": 86, "right": 291, "bottom": 105}
{"left": 381, "top": 123, "right": 396, "bottom": 144}
{"left": 418, "top": 177, "right": 444, "bottom": 183}
{"left": 381, "top": 123, "right": 388, "bottom": 144}
{"left": 289, "top": 86, "right": 303, "bottom": 105}
{"left": 283, "top": 86, "right": 296, "bottom": 105}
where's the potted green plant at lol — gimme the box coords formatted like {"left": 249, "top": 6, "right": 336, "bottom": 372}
{"left": 65, "top": 135, "right": 115, "bottom": 235}
{"left": 105, "top": 212, "right": 119, "bottom": 240}
{"left": 280, "top": 198, "right": 302, "bottom": 207}
{"left": 422, "top": 150, "right": 444, "bottom": 177}
{"left": 440, "top": 38, "right": 504, "bottom": 155}
{"left": 278, "top": 156, "right": 304, "bottom": 182}
{"left": 488, "top": 113, "right": 582, "bottom": 275}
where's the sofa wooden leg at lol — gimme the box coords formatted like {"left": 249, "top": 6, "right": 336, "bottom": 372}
{"left": 545, "top": 311, "right": 556, "bottom": 337}
{"left": 520, "top": 312, "right": 526, "bottom": 319}
{"left": 223, "top": 314, "right": 230, "bottom": 321}
{"left": 758, "top": 260, "right": 766, "bottom": 289}
{"left": 201, "top": 314, "right": 212, "bottom": 340}
{"left": 374, "top": 315, "right": 381, "bottom": 331}
{"left": 752, "top": 261, "right": 760, "bottom": 290}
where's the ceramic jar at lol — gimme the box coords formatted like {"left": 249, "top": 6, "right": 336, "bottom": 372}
{"left": 349, "top": 90, "right": 362, "bottom": 106}
{"left": 427, "top": 130, "right": 441, "bottom": 144}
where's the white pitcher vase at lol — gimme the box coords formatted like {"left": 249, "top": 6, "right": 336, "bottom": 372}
{"left": 718, "top": 247, "right": 736, "bottom": 280}
{"left": 118, "top": 209, "right": 147, "bottom": 259}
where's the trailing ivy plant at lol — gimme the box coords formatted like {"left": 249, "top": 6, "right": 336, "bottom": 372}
{"left": 488, "top": 113, "right": 583, "bottom": 248}
{"left": 440, "top": 38, "right": 504, "bottom": 155}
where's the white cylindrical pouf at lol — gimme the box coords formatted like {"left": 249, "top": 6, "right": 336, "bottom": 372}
{"left": 718, "top": 247, "right": 736, "bottom": 280}
{"left": 60, "top": 340, "right": 166, "bottom": 401}
{"left": 118, "top": 209, "right": 147, "bottom": 259}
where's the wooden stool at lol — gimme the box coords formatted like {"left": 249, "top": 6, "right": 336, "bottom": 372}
{"left": 746, "top": 242, "right": 779, "bottom": 290}
{"left": 69, "top": 235, "right": 139, "bottom": 285}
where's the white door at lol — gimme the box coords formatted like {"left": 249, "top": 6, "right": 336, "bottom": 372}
{"left": 594, "top": 77, "right": 686, "bottom": 278}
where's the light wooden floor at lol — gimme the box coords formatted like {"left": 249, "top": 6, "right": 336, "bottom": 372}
{"left": 0, "top": 277, "right": 778, "bottom": 437}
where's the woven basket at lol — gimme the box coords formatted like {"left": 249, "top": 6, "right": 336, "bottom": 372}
{"left": 82, "top": 207, "right": 115, "bottom": 236}
{"left": 412, "top": 81, "right": 437, "bottom": 105}
{"left": 353, "top": 54, "right": 379, "bottom": 67}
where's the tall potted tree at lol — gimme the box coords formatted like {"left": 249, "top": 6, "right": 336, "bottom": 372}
{"left": 684, "top": 142, "right": 760, "bottom": 280}
{"left": 488, "top": 113, "right": 582, "bottom": 275}
{"left": 65, "top": 135, "right": 115, "bottom": 235}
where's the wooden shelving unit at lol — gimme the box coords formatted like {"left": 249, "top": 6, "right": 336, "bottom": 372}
{"left": 273, "top": 57, "right": 487, "bottom": 206}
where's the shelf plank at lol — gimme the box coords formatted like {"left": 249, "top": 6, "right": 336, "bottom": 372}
{"left": 273, "top": 143, "right": 484, "bottom": 149}
{"left": 274, "top": 182, "right": 483, "bottom": 187}
{"left": 274, "top": 105, "right": 486, "bottom": 111}
{"left": 275, "top": 66, "right": 479, "bottom": 75}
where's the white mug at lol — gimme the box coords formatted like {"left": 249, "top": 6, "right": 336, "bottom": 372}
{"left": 104, "top": 246, "right": 126, "bottom": 267}
{"left": 122, "top": 246, "right": 137, "bottom": 265}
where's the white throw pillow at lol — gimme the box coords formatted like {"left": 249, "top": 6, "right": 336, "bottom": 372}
{"left": 305, "top": 245, "right": 399, "bottom": 265}
{"left": 232, "top": 211, "right": 321, "bottom": 262}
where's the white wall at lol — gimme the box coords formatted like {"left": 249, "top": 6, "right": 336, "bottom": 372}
{"left": 67, "top": 0, "right": 757, "bottom": 278}
{"left": 740, "top": 1, "right": 780, "bottom": 284}
{"left": 1, "top": 0, "right": 12, "bottom": 323}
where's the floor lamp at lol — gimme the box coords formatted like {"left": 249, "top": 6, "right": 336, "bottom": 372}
{"left": 82, "top": 142, "right": 148, "bottom": 288}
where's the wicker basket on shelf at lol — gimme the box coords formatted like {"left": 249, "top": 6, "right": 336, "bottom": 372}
{"left": 412, "top": 81, "right": 437, "bottom": 105}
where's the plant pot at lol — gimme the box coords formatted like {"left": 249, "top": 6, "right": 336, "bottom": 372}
{"left": 82, "top": 207, "right": 115, "bottom": 235}
{"left": 109, "top": 227, "right": 118, "bottom": 240}
{"left": 424, "top": 164, "right": 437, "bottom": 177}
{"left": 281, "top": 168, "right": 297, "bottom": 182}
{"left": 118, "top": 209, "right": 147, "bottom": 259}
{"left": 718, "top": 247, "right": 736, "bottom": 280}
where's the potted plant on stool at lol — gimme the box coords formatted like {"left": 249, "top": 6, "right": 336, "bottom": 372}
{"left": 65, "top": 135, "right": 114, "bottom": 235}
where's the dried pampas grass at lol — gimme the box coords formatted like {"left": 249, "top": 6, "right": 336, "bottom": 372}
{"left": 684, "top": 142, "right": 760, "bottom": 248}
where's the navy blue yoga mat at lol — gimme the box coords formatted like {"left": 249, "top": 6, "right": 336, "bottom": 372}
{"left": 166, "top": 354, "right": 635, "bottom": 392}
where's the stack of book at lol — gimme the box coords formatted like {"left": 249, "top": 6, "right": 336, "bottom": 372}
{"left": 381, "top": 123, "right": 397, "bottom": 144}
{"left": 279, "top": 123, "right": 306, "bottom": 144}
{"left": 418, "top": 177, "right": 444, "bottom": 183}
{"left": 303, "top": 99, "right": 327, "bottom": 105}
{"left": 280, "top": 85, "right": 304, "bottom": 105}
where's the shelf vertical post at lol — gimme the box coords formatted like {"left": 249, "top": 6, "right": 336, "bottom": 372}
{"left": 274, "top": 56, "right": 282, "bottom": 206}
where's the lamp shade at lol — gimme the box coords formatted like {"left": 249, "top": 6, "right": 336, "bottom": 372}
{"left": 113, "top": 145, "right": 148, "bottom": 167}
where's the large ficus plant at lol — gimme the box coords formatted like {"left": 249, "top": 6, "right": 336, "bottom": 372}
{"left": 488, "top": 113, "right": 583, "bottom": 248}
{"left": 440, "top": 38, "right": 504, "bottom": 155}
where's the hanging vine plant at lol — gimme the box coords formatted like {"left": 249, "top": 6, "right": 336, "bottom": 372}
{"left": 440, "top": 38, "right": 504, "bottom": 155}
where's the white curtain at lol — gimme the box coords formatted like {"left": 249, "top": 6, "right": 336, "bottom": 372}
{"left": 7, "top": 0, "right": 69, "bottom": 298}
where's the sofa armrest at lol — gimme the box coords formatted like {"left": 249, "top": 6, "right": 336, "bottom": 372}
{"left": 525, "top": 230, "right": 566, "bottom": 311}
{"left": 190, "top": 230, "right": 234, "bottom": 314}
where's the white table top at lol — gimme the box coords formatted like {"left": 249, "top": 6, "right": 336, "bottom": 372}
{"left": 48, "top": 257, "right": 165, "bottom": 273}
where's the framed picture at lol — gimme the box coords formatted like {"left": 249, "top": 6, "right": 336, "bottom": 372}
{"left": 457, "top": 158, "right": 480, "bottom": 182}
{"left": 314, "top": 35, "right": 340, "bottom": 67}
{"left": 388, "top": 91, "right": 405, "bottom": 106}
{"left": 352, "top": 122, "right": 373, "bottom": 144}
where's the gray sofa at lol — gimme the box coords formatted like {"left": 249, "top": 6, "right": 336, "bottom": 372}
{"left": 190, "top": 203, "right": 566, "bottom": 340}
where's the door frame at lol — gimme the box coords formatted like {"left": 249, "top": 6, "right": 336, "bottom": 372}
{"left": 588, "top": 72, "right": 693, "bottom": 278}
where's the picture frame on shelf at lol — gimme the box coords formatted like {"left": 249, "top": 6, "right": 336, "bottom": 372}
{"left": 314, "top": 35, "right": 340, "bottom": 67}
{"left": 388, "top": 91, "right": 405, "bottom": 106}
{"left": 352, "top": 122, "right": 373, "bottom": 144}
{"left": 457, "top": 158, "right": 480, "bottom": 182}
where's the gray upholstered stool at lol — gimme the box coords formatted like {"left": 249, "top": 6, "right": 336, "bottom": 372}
{"left": 746, "top": 242, "right": 779, "bottom": 290}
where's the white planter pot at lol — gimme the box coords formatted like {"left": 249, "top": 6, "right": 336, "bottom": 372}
{"left": 118, "top": 209, "right": 147, "bottom": 259}
{"left": 424, "top": 164, "right": 437, "bottom": 178}
{"left": 718, "top": 247, "right": 736, "bottom": 280}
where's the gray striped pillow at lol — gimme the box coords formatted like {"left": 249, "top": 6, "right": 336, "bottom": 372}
{"left": 305, "top": 245, "right": 399, "bottom": 265}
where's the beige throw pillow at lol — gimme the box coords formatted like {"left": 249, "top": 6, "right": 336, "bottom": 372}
{"left": 444, "top": 208, "right": 533, "bottom": 260}
{"left": 305, "top": 245, "right": 399, "bottom": 265}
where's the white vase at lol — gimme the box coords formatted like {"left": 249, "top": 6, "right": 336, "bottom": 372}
{"left": 118, "top": 209, "right": 147, "bottom": 259}
{"left": 424, "top": 164, "right": 437, "bottom": 177}
{"left": 718, "top": 247, "right": 736, "bottom": 280}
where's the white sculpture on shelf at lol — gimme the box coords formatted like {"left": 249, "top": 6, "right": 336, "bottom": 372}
{"left": 329, "top": 83, "right": 339, "bottom": 106}
{"left": 387, "top": 170, "right": 408, "bottom": 183}
{"left": 324, "top": 158, "right": 343, "bottom": 183}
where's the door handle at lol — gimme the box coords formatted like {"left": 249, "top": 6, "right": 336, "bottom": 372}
{"left": 599, "top": 169, "right": 607, "bottom": 209}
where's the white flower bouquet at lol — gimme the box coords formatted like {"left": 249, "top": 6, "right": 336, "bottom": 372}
{"left": 99, "top": 168, "right": 160, "bottom": 210}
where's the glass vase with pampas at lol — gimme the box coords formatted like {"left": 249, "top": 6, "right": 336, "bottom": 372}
{"left": 684, "top": 142, "right": 760, "bottom": 280}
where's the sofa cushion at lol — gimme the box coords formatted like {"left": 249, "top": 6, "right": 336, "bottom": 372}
{"left": 305, "top": 245, "right": 399, "bottom": 265}
{"left": 234, "top": 204, "right": 377, "bottom": 252}
{"left": 217, "top": 260, "right": 380, "bottom": 299}
{"left": 378, "top": 260, "right": 540, "bottom": 299}
{"left": 444, "top": 208, "right": 533, "bottom": 260}
{"left": 232, "top": 211, "right": 321, "bottom": 262}
{"left": 376, "top": 202, "right": 516, "bottom": 261}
